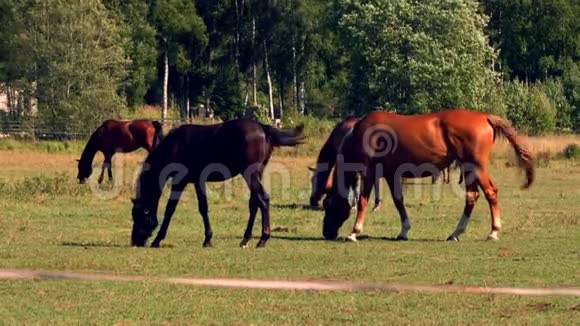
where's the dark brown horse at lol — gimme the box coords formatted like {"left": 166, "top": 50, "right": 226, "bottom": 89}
{"left": 322, "top": 109, "right": 534, "bottom": 242}
{"left": 130, "top": 119, "right": 304, "bottom": 248}
{"left": 309, "top": 117, "right": 382, "bottom": 210}
{"left": 77, "top": 119, "right": 164, "bottom": 184}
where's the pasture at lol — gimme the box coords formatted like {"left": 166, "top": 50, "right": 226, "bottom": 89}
{"left": 0, "top": 136, "right": 579, "bottom": 325}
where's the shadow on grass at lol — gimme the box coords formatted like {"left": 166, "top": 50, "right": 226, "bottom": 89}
{"left": 271, "top": 203, "right": 323, "bottom": 211}
{"left": 271, "top": 234, "right": 444, "bottom": 243}
{"left": 271, "top": 235, "right": 326, "bottom": 242}
{"left": 61, "top": 241, "right": 129, "bottom": 248}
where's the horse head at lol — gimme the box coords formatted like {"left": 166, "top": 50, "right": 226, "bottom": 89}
{"left": 322, "top": 189, "right": 352, "bottom": 240}
{"left": 309, "top": 165, "right": 333, "bottom": 207}
{"left": 76, "top": 158, "right": 92, "bottom": 184}
{"left": 130, "top": 198, "right": 158, "bottom": 247}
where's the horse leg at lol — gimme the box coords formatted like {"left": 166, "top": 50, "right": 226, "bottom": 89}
{"left": 431, "top": 171, "right": 439, "bottom": 184}
{"left": 106, "top": 154, "right": 113, "bottom": 182}
{"left": 349, "top": 174, "right": 360, "bottom": 209}
{"left": 351, "top": 185, "right": 359, "bottom": 208}
{"left": 347, "top": 172, "right": 375, "bottom": 242}
{"left": 144, "top": 143, "right": 154, "bottom": 153}
{"left": 240, "top": 192, "right": 259, "bottom": 248}
{"left": 447, "top": 169, "right": 480, "bottom": 241}
{"left": 444, "top": 167, "right": 450, "bottom": 184}
{"left": 372, "top": 177, "right": 382, "bottom": 212}
{"left": 242, "top": 171, "right": 271, "bottom": 248}
{"left": 458, "top": 164, "right": 464, "bottom": 184}
{"left": 151, "top": 183, "right": 186, "bottom": 248}
{"left": 387, "top": 177, "right": 411, "bottom": 240}
{"left": 97, "top": 165, "right": 105, "bottom": 184}
{"left": 194, "top": 182, "right": 213, "bottom": 247}
{"left": 478, "top": 169, "right": 501, "bottom": 240}
{"left": 98, "top": 153, "right": 112, "bottom": 184}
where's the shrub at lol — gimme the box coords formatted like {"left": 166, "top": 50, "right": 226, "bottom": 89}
{"left": 504, "top": 80, "right": 557, "bottom": 135}
{"left": 562, "top": 143, "right": 580, "bottom": 159}
{"left": 539, "top": 79, "right": 573, "bottom": 130}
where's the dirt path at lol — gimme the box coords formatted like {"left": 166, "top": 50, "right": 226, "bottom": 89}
{"left": 1, "top": 268, "right": 578, "bottom": 296}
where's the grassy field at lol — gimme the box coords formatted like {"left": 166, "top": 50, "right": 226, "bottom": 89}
{"left": 0, "top": 137, "right": 579, "bottom": 324}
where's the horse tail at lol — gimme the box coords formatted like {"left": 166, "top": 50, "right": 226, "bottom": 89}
{"left": 487, "top": 115, "right": 535, "bottom": 189}
{"left": 261, "top": 123, "right": 305, "bottom": 147}
{"left": 152, "top": 121, "right": 164, "bottom": 148}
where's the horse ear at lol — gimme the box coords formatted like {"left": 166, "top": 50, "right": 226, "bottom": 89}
{"left": 308, "top": 166, "right": 316, "bottom": 172}
{"left": 131, "top": 198, "right": 137, "bottom": 204}
{"left": 76, "top": 159, "right": 80, "bottom": 162}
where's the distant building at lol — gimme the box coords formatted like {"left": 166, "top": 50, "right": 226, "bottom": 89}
{"left": 0, "top": 90, "right": 9, "bottom": 112}
{"left": 0, "top": 84, "right": 37, "bottom": 115}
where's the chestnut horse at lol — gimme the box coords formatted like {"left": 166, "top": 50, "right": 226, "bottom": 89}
{"left": 77, "top": 119, "right": 163, "bottom": 184}
{"left": 322, "top": 109, "right": 534, "bottom": 242}
{"left": 309, "top": 117, "right": 382, "bottom": 210}
{"left": 130, "top": 119, "right": 304, "bottom": 248}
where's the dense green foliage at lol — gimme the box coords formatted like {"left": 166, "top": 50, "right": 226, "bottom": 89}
{"left": 1, "top": 0, "right": 578, "bottom": 133}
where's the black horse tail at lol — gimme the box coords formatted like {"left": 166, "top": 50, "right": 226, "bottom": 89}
{"left": 261, "top": 123, "right": 305, "bottom": 147}
{"left": 152, "top": 121, "right": 164, "bottom": 148}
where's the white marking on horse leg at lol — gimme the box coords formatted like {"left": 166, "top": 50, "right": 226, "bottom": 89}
{"left": 353, "top": 221, "right": 364, "bottom": 234}
{"left": 487, "top": 230, "right": 499, "bottom": 241}
{"left": 346, "top": 233, "right": 358, "bottom": 242}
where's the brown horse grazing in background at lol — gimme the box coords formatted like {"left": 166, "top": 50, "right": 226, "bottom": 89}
{"left": 77, "top": 119, "right": 164, "bottom": 184}
{"left": 131, "top": 120, "right": 304, "bottom": 248}
{"left": 309, "top": 117, "right": 382, "bottom": 211}
{"left": 431, "top": 161, "right": 464, "bottom": 184}
{"left": 322, "top": 109, "right": 534, "bottom": 242}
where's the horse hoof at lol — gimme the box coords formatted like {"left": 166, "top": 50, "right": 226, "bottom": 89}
{"left": 487, "top": 234, "right": 499, "bottom": 241}
{"left": 256, "top": 241, "right": 267, "bottom": 248}
{"left": 151, "top": 242, "right": 160, "bottom": 248}
{"left": 239, "top": 239, "right": 249, "bottom": 248}
{"left": 446, "top": 236, "right": 459, "bottom": 242}
{"left": 396, "top": 235, "right": 408, "bottom": 241}
{"left": 203, "top": 242, "right": 213, "bottom": 248}
{"left": 346, "top": 234, "right": 358, "bottom": 242}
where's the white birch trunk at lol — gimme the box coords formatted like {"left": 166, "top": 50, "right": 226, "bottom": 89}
{"left": 299, "top": 81, "right": 305, "bottom": 115}
{"left": 252, "top": 17, "right": 257, "bottom": 106}
{"left": 292, "top": 34, "right": 298, "bottom": 112}
{"left": 162, "top": 50, "right": 169, "bottom": 123}
{"left": 264, "top": 40, "right": 274, "bottom": 121}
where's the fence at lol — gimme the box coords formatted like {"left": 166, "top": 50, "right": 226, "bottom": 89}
{"left": 0, "top": 118, "right": 219, "bottom": 140}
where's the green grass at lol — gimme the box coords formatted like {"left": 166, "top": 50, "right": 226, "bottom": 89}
{"left": 1, "top": 281, "right": 577, "bottom": 325}
{"left": 0, "top": 138, "right": 85, "bottom": 153}
{"left": 0, "top": 150, "right": 579, "bottom": 324}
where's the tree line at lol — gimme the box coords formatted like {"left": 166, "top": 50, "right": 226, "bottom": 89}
{"left": 0, "top": 0, "right": 578, "bottom": 134}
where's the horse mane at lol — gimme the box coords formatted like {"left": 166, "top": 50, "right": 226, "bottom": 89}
{"left": 135, "top": 125, "right": 183, "bottom": 202}
{"left": 316, "top": 137, "right": 336, "bottom": 166}
{"left": 316, "top": 118, "right": 355, "bottom": 166}
{"left": 79, "top": 124, "right": 103, "bottom": 166}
